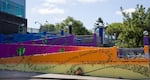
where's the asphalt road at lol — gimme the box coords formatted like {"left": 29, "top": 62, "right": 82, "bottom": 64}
{"left": 0, "top": 70, "right": 125, "bottom": 80}
{"left": 0, "top": 70, "right": 46, "bottom": 80}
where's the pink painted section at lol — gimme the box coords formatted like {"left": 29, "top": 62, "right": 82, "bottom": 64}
{"left": 0, "top": 44, "right": 79, "bottom": 58}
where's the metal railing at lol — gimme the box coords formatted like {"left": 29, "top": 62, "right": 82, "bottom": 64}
{"left": 27, "top": 28, "right": 39, "bottom": 33}
{"left": 117, "top": 48, "right": 145, "bottom": 59}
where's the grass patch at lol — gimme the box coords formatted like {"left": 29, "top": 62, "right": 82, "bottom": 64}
{"left": 0, "top": 63, "right": 149, "bottom": 79}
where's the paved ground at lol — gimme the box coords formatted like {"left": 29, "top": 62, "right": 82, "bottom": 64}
{"left": 0, "top": 70, "right": 126, "bottom": 80}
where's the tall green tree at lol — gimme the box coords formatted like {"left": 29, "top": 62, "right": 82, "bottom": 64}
{"left": 41, "top": 24, "right": 56, "bottom": 32}
{"left": 56, "top": 16, "right": 92, "bottom": 35}
{"left": 41, "top": 16, "right": 92, "bottom": 35}
{"left": 116, "top": 4, "right": 150, "bottom": 48}
{"left": 105, "top": 4, "right": 150, "bottom": 48}
{"left": 105, "top": 23, "right": 123, "bottom": 38}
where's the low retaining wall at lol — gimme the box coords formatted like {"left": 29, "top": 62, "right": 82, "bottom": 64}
{"left": 0, "top": 44, "right": 79, "bottom": 58}
{"left": 0, "top": 44, "right": 149, "bottom": 79}
{"left": 1, "top": 46, "right": 148, "bottom": 64}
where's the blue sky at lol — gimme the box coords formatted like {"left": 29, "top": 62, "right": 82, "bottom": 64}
{"left": 26, "top": 0, "right": 150, "bottom": 30}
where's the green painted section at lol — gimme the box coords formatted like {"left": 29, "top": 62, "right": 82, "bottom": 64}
{"left": 58, "top": 48, "right": 65, "bottom": 52}
{"left": 42, "top": 39, "right": 47, "bottom": 44}
{"left": 16, "top": 46, "right": 25, "bottom": 56}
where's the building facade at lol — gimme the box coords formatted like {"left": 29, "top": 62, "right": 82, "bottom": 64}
{"left": 0, "top": 0, "right": 25, "bottom": 18}
{"left": 0, "top": 0, "right": 27, "bottom": 34}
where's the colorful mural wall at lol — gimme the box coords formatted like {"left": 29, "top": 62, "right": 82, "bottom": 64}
{"left": 0, "top": 43, "right": 149, "bottom": 79}
{"left": 0, "top": 44, "right": 79, "bottom": 58}
{"left": 0, "top": 33, "right": 97, "bottom": 46}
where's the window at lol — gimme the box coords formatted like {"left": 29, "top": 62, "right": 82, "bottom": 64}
{"left": 0, "top": 0, "right": 25, "bottom": 18}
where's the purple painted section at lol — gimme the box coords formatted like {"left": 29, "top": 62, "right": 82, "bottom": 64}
{"left": 21, "top": 34, "right": 97, "bottom": 46}
{"left": 144, "top": 36, "right": 149, "bottom": 45}
{"left": 0, "top": 44, "right": 78, "bottom": 58}
{"left": 0, "top": 35, "right": 97, "bottom": 58}
{"left": 21, "top": 35, "right": 74, "bottom": 46}
{"left": 74, "top": 34, "right": 97, "bottom": 46}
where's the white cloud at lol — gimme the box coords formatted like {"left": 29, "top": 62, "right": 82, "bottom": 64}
{"left": 116, "top": 11, "right": 122, "bottom": 15}
{"left": 42, "top": 3, "right": 56, "bottom": 7}
{"left": 116, "top": 8, "right": 135, "bottom": 15}
{"left": 31, "top": 0, "right": 65, "bottom": 15}
{"left": 38, "top": 7, "right": 64, "bottom": 14}
{"left": 45, "top": 0, "right": 66, "bottom": 4}
{"left": 77, "top": 0, "right": 105, "bottom": 3}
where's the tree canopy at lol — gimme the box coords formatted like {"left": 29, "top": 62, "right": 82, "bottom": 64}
{"left": 105, "top": 4, "right": 150, "bottom": 48}
{"left": 41, "top": 24, "right": 56, "bottom": 32}
{"left": 41, "top": 16, "right": 92, "bottom": 35}
{"left": 105, "top": 23, "right": 123, "bottom": 38}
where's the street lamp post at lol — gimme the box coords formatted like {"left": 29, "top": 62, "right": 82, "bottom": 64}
{"left": 143, "top": 30, "right": 150, "bottom": 67}
{"left": 35, "top": 21, "right": 43, "bottom": 32}
{"left": 68, "top": 22, "right": 73, "bottom": 34}
{"left": 143, "top": 30, "right": 149, "bottom": 45}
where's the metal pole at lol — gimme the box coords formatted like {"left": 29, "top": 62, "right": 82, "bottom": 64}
{"left": 99, "top": 27, "right": 103, "bottom": 44}
{"left": 68, "top": 22, "right": 72, "bottom": 34}
{"left": 149, "top": 48, "right": 150, "bottom": 68}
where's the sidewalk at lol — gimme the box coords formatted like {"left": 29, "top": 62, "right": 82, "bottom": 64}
{"left": 32, "top": 73, "right": 125, "bottom": 80}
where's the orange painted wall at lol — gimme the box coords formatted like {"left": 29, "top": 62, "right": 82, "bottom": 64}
{"left": 0, "top": 46, "right": 148, "bottom": 65}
